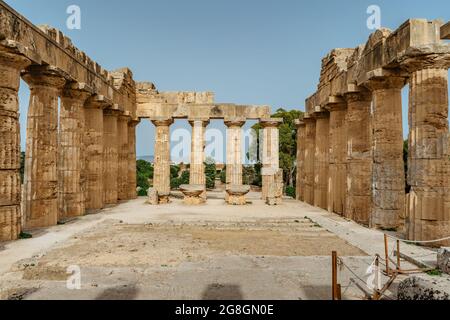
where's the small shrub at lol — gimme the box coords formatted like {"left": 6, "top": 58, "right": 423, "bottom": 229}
{"left": 285, "top": 186, "right": 295, "bottom": 198}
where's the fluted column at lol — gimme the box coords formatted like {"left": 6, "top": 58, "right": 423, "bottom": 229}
{"left": 295, "top": 120, "right": 306, "bottom": 201}
{"left": 127, "top": 119, "right": 139, "bottom": 199}
{"left": 313, "top": 111, "right": 330, "bottom": 210}
{"left": 0, "top": 50, "right": 30, "bottom": 241}
{"left": 303, "top": 115, "right": 316, "bottom": 205}
{"left": 344, "top": 89, "right": 373, "bottom": 225}
{"left": 102, "top": 106, "right": 119, "bottom": 205}
{"left": 260, "top": 118, "right": 282, "bottom": 202}
{"left": 365, "top": 75, "right": 407, "bottom": 229}
{"left": 22, "top": 65, "right": 66, "bottom": 229}
{"left": 189, "top": 118, "right": 209, "bottom": 197}
{"left": 59, "top": 83, "right": 92, "bottom": 219}
{"left": 326, "top": 101, "right": 347, "bottom": 215}
{"left": 84, "top": 95, "right": 110, "bottom": 212}
{"left": 152, "top": 118, "right": 173, "bottom": 203}
{"left": 117, "top": 113, "right": 130, "bottom": 200}
{"left": 224, "top": 118, "right": 245, "bottom": 187}
{"left": 407, "top": 68, "right": 450, "bottom": 246}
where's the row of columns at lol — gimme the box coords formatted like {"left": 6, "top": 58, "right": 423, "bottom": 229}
{"left": 0, "top": 49, "right": 138, "bottom": 241}
{"left": 297, "top": 68, "right": 450, "bottom": 245}
{"left": 150, "top": 117, "right": 281, "bottom": 203}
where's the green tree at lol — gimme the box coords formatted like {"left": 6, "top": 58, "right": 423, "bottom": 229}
{"left": 205, "top": 157, "right": 216, "bottom": 189}
{"left": 136, "top": 159, "right": 153, "bottom": 195}
{"left": 20, "top": 152, "right": 25, "bottom": 183}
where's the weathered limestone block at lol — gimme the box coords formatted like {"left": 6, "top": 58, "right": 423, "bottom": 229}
{"left": 406, "top": 68, "right": 450, "bottom": 246}
{"left": 438, "top": 247, "right": 450, "bottom": 274}
{"left": 84, "top": 95, "right": 110, "bottom": 212}
{"left": 117, "top": 114, "right": 130, "bottom": 200}
{"left": 303, "top": 116, "right": 316, "bottom": 205}
{"left": 295, "top": 120, "right": 306, "bottom": 201}
{"left": 0, "top": 49, "right": 30, "bottom": 241}
{"left": 344, "top": 90, "right": 373, "bottom": 225}
{"left": 226, "top": 185, "right": 250, "bottom": 205}
{"left": 398, "top": 276, "right": 450, "bottom": 300}
{"left": 266, "top": 169, "right": 283, "bottom": 206}
{"left": 260, "top": 118, "right": 282, "bottom": 203}
{"left": 151, "top": 118, "right": 173, "bottom": 202}
{"left": 189, "top": 118, "right": 209, "bottom": 199}
{"left": 326, "top": 101, "right": 347, "bottom": 215}
{"left": 58, "top": 83, "right": 92, "bottom": 219}
{"left": 22, "top": 65, "right": 66, "bottom": 229}
{"left": 313, "top": 111, "right": 330, "bottom": 210}
{"left": 180, "top": 185, "right": 206, "bottom": 205}
{"left": 102, "top": 107, "right": 119, "bottom": 205}
{"left": 365, "top": 74, "right": 407, "bottom": 229}
{"left": 147, "top": 187, "right": 158, "bottom": 205}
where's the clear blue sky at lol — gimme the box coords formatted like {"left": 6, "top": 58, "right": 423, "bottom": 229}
{"left": 6, "top": 0, "right": 450, "bottom": 157}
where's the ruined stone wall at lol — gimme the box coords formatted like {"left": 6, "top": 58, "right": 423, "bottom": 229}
{"left": 297, "top": 19, "right": 450, "bottom": 245}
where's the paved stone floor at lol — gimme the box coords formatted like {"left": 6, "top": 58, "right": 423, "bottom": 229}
{"left": 0, "top": 191, "right": 442, "bottom": 300}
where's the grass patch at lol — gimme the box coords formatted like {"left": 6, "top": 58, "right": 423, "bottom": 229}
{"left": 426, "top": 269, "right": 443, "bottom": 277}
{"left": 19, "top": 232, "right": 32, "bottom": 239}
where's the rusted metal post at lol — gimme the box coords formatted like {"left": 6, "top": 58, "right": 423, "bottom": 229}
{"left": 336, "top": 284, "right": 342, "bottom": 300}
{"left": 332, "top": 251, "right": 338, "bottom": 300}
{"left": 384, "top": 234, "right": 389, "bottom": 275}
{"left": 396, "top": 240, "right": 401, "bottom": 270}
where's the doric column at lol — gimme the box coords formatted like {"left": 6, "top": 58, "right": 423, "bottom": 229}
{"left": 117, "top": 112, "right": 130, "bottom": 200}
{"left": 344, "top": 88, "right": 373, "bottom": 225}
{"left": 295, "top": 119, "right": 306, "bottom": 201}
{"left": 260, "top": 118, "right": 282, "bottom": 203}
{"left": 326, "top": 99, "right": 347, "bottom": 215}
{"left": 152, "top": 118, "right": 173, "bottom": 203}
{"left": 127, "top": 118, "right": 139, "bottom": 199}
{"left": 303, "top": 114, "right": 316, "bottom": 205}
{"left": 406, "top": 67, "right": 450, "bottom": 245}
{"left": 0, "top": 49, "right": 30, "bottom": 241}
{"left": 84, "top": 95, "right": 111, "bottom": 212}
{"left": 189, "top": 118, "right": 209, "bottom": 197}
{"left": 102, "top": 105, "right": 120, "bottom": 205}
{"left": 22, "top": 65, "right": 66, "bottom": 229}
{"left": 59, "top": 83, "right": 92, "bottom": 219}
{"left": 365, "top": 73, "right": 407, "bottom": 229}
{"left": 313, "top": 110, "right": 330, "bottom": 211}
{"left": 224, "top": 118, "right": 246, "bottom": 187}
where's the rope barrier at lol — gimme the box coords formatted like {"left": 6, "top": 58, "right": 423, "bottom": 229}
{"left": 386, "top": 233, "right": 450, "bottom": 244}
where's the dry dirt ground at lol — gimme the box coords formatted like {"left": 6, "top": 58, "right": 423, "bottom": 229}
{"left": 0, "top": 192, "right": 389, "bottom": 300}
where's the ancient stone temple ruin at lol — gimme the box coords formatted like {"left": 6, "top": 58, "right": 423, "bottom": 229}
{"left": 0, "top": 1, "right": 283, "bottom": 241}
{"left": 296, "top": 19, "right": 450, "bottom": 246}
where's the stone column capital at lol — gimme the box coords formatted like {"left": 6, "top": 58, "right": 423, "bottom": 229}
{"left": 85, "top": 94, "right": 113, "bottom": 109}
{"left": 312, "top": 110, "right": 330, "bottom": 119}
{"left": 188, "top": 118, "right": 210, "bottom": 127}
{"left": 398, "top": 46, "right": 450, "bottom": 73}
{"left": 0, "top": 50, "right": 31, "bottom": 72}
{"left": 259, "top": 118, "right": 283, "bottom": 128}
{"left": 224, "top": 117, "right": 246, "bottom": 128}
{"left": 294, "top": 119, "right": 306, "bottom": 128}
{"left": 151, "top": 117, "right": 174, "bottom": 127}
{"left": 362, "top": 68, "right": 407, "bottom": 91}
{"left": 343, "top": 88, "right": 372, "bottom": 103}
{"left": 62, "top": 82, "right": 94, "bottom": 102}
{"left": 22, "top": 65, "right": 68, "bottom": 90}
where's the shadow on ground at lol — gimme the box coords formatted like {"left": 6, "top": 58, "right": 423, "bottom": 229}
{"left": 202, "top": 283, "right": 244, "bottom": 300}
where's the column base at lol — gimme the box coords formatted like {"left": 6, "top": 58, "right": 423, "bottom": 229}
{"left": 180, "top": 185, "right": 206, "bottom": 205}
{"left": 225, "top": 185, "right": 250, "bottom": 205}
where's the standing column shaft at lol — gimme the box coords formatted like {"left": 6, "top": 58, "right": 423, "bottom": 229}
{"left": 225, "top": 119, "right": 245, "bottom": 187}
{"left": 127, "top": 120, "right": 139, "bottom": 199}
{"left": 84, "top": 97, "right": 108, "bottom": 212}
{"left": 152, "top": 118, "right": 173, "bottom": 202}
{"left": 303, "top": 116, "right": 316, "bottom": 205}
{"left": 22, "top": 66, "right": 66, "bottom": 229}
{"left": 117, "top": 114, "right": 130, "bottom": 200}
{"left": 366, "top": 76, "right": 406, "bottom": 229}
{"left": 407, "top": 68, "right": 450, "bottom": 245}
{"left": 0, "top": 50, "right": 30, "bottom": 241}
{"left": 102, "top": 109, "right": 119, "bottom": 205}
{"left": 260, "top": 119, "right": 281, "bottom": 201}
{"left": 327, "top": 103, "right": 347, "bottom": 215}
{"left": 189, "top": 119, "right": 209, "bottom": 193}
{"left": 295, "top": 120, "right": 306, "bottom": 201}
{"left": 313, "top": 112, "right": 330, "bottom": 210}
{"left": 345, "top": 90, "right": 373, "bottom": 225}
{"left": 59, "top": 84, "right": 91, "bottom": 219}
